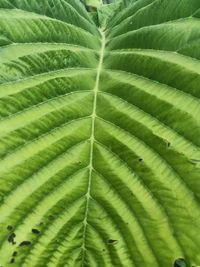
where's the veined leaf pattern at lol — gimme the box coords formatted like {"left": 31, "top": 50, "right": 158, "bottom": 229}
{"left": 0, "top": 0, "right": 200, "bottom": 266}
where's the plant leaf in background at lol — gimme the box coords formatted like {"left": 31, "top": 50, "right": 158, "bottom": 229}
{"left": 0, "top": 0, "right": 200, "bottom": 266}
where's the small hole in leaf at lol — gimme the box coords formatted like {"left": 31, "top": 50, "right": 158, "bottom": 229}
{"left": 167, "top": 142, "right": 171, "bottom": 147}
{"left": 8, "top": 233, "right": 16, "bottom": 244}
{"left": 7, "top": 225, "right": 13, "bottom": 231}
{"left": 138, "top": 158, "right": 143, "bottom": 162}
{"left": 174, "top": 258, "right": 187, "bottom": 267}
{"left": 19, "top": 241, "right": 31, "bottom": 247}
{"left": 32, "top": 229, "right": 40, "bottom": 235}
{"left": 12, "top": 251, "right": 17, "bottom": 257}
{"left": 107, "top": 239, "right": 118, "bottom": 245}
{"left": 10, "top": 258, "right": 15, "bottom": 264}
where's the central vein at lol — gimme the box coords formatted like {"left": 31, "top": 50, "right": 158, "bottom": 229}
{"left": 81, "top": 28, "right": 106, "bottom": 265}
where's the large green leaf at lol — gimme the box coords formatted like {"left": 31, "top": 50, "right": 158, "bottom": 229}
{"left": 0, "top": 0, "right": 200, "bottom": 266}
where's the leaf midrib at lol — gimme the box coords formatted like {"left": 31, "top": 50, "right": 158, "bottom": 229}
{"left": 81, "top": 28, "right": 106, "bottom": 266}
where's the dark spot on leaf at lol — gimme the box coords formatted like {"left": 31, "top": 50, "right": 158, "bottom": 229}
{"left": 12, "top": 251, "right": 17, "bottom": 257}
{"left": 32, "top": 229, "right": 40, "bottom": 235}
{"left": 107, "top": 239, "right": 118, "bottom": 245}
{"left": 8, "top": 233, "right": 16, "bottom": 244}
{"left": 48, "top": 215, "right": 54, "bottom": 220}
{"left": 7, "top": 225, "right": 13, "bottom": 231}
{"left": 138, "top": 158, "right": 143, "bottom": 162}
{"left": 102, "top": 249, "right": 105, "bottom": 252}
{"left": 174, "top": 258, "right": 187, "bottom": 267}
{"left": 167, "top": 142, "right": 171, "bottom": 147}
{"left": 10, "top": 258, "right": 15, "bottom": 264}
{"left": 19, "top": 241, "right": 31, "bottom": 247}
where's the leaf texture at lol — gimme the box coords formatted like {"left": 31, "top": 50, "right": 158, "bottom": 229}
{"left": 0, "top": 0, "right": 200, "bottom": 266}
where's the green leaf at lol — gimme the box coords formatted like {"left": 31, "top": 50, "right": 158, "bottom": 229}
{"left": 0, "top": 0, "right": 200, "bottom": 266}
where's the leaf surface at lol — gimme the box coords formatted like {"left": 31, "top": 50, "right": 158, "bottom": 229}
{"left": 0, "top": 0, "right": 200, "bottom": 266}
